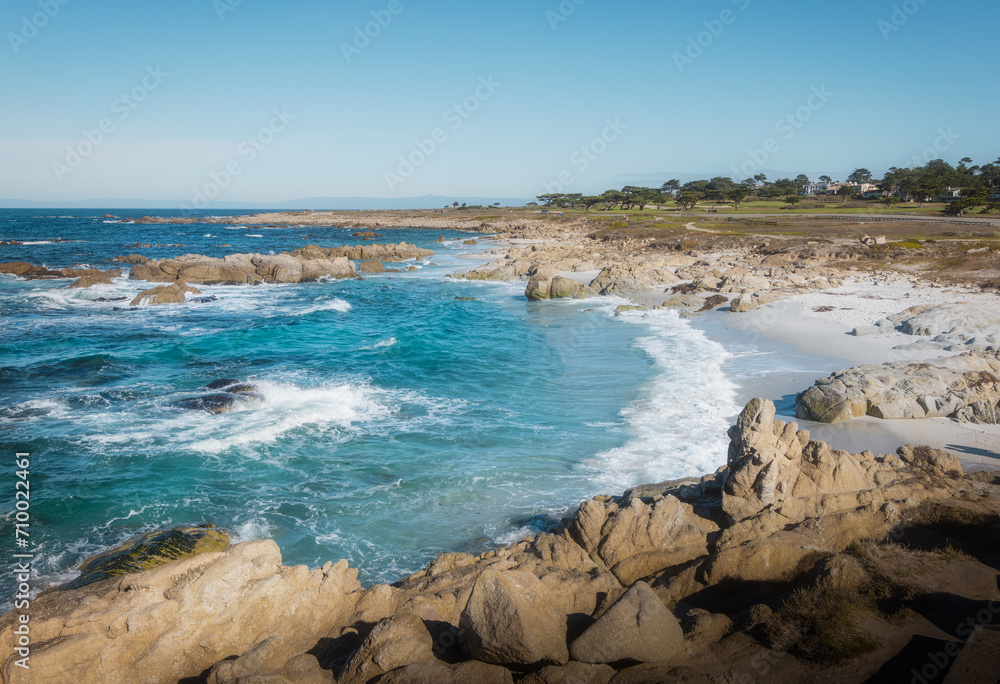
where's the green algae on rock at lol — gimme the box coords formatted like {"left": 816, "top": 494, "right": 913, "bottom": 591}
{"left": 62, "top": 524, "right": 230, "bottom": 590}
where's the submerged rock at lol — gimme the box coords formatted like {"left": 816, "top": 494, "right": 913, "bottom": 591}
{"left": 62, "top": 524, "right": 230, "bottom": 590}
{"left": 177, "top": 379, "right": 264, "bottom": 414}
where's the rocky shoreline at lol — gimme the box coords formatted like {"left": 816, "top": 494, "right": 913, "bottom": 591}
{"left": 3, "top": 210, "right": 999, "bottom": 682}
{"left": 3, "top": 399, "right": 998, "bottom": 683}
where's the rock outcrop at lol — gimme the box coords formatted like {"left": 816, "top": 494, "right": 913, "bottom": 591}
{"left": 1, "top": 262, "right": 124, "bottom": 284}
{"left": 69, "top": 269, "right": 123, "bottom": 288}
{"left": 297, "top": 242, "right": 433, "bottom": 263}
{"left": 127, "top": 243, "right": 432, "bottom": 286}
{"left": 796, "top": 351, "right": 1000, "bottom": 423}
{"left": 175, "top": 379, "right": 265, "bottom": 414}
{"left": 893, "top": 303, "right": 1000, "bottom": 351}
{"left": 129, "top": 281, "right": 201, "bottom": 306}
{"left": 459, "top": 569, "right": 569, "bottom": 666}
{"left": 0, "top": 541, "right": 360, "bottom": 684}
{"left": 4, "top": 399, "right": 995, "bottom": 683}
{"left": 129, "top": 251, "right": 357, "bottom": 285}
{"left": 568, "top": 581, "right": 683, "bottom": 664}
{"left": 526, "top": 273, "right": 594, "bottom": 300}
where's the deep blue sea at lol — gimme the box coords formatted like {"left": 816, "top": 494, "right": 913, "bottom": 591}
{"left": 1, "top": 209, "right": 750, "bottom": 592}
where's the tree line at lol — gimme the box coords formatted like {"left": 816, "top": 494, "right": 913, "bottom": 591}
{"left": 535, "top": 157, "right": 1000, "bottom": 216}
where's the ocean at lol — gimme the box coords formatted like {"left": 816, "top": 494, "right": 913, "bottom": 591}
{"left": 0, "top": 209, "right": 747, "bottom": 592}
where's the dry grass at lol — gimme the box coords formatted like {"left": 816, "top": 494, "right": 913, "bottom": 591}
{"left": 765, "top": 585, "right": 881, "bottom": 663}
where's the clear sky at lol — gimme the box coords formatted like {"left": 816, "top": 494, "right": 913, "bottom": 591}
{"left": 1, "top": 0, "right": 998, "bottom": 203}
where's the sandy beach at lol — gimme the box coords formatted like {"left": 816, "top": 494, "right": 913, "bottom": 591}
{"left": 685, "top": 279, "right": 1000, "bottom": 471}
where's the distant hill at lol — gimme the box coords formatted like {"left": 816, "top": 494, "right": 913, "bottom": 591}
{"left": 0, "top": 195, "right": 531, "bottom": 210}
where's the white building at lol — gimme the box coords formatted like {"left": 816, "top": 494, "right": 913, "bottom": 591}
{"left": 801, "top": 182, "right": 841, "bottom": 196}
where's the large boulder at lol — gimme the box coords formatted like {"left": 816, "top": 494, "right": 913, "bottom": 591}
{"left": 358, "top": 260, "right": 385, "bottom": 274}
{"left": 890, "top": 302, "right": 1000, "bottom": 351}
{"left": 569, "top": 581, "right": 683, "bottom": 664}
{"left": 70, "top": 269, "right": 123, "bottom": 288}
{"left": 796, "top": 351, "right": 1000, "bottom": 424}
{"left": 458, "top": 569, "right": 569, "bottom": 667}
{"left": 0, "top": 262, "right": 61, "bottom": 278}
{"left": 0, "top": 541, "right": 360, "bottom": 684}
{"left": 129, "top": 281, "right": 201, "bottom": 306}
{"left": 129, "top": 250, "right": 359, "bottom": 285}
{"left": 569, "top": 495, "right": 718, "bottom": 585}
{"left": 519, "top": 661, "right": 615, "bottom": 684}
{"left": 526, "top": 274, "right": 593, "bottom": 300}
{"left": 300, "top": 257, "right": 356, "bottom": 280}
{"left": 251, "top": 253, "right": 303, "bottom": 283}
{"left": 339, "top": 614, "right": 435, "bottom": 684}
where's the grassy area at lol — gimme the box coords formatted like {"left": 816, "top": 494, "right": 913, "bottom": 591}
{"left": 533, "top": 200, "right": 989, "bottom": 218}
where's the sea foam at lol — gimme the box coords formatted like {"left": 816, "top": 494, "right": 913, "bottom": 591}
{"left": 584, "top": 309, "right": 739, "bottom": 489}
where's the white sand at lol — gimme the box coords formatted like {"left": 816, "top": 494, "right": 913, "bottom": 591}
{"left": 694, "top": 277, "right": 1000, "bottom": 472}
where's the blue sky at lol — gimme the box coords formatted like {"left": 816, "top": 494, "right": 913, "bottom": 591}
{"left": 1, "top": 0, "right": 998, "bottom": 203}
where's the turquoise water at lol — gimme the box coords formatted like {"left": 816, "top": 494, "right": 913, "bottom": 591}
{"left": 0, "top": 210, "right": 740, "bottom": 591}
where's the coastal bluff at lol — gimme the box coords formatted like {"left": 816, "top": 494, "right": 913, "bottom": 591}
{"left": 3, "top": 399, "right": 998, "bottom": 684}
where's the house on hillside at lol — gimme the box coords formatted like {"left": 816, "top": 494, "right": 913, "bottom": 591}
{"left": 933, "top": 187, "right": 963, "bottom": 202}
{"left": 861, "top": 188, "right": 889, "bottom": 199}
{"left": 801, "top": 182, "right": 841, "bottom": 196}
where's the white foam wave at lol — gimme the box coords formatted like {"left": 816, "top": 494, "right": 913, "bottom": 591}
{"left": 584, "top": 310, "right": 739, "bottom": 489}
{"left": 230, "top": 518, "right": 274, "bottom": 543}
{"left": 246, "top": 234, "right": 264, "bottom": 238}
{"left": 293, "top": 297, "right": 353, "bottom": 316}
{"left": 0, "top": 398, "right": 71, "bottom": 424}
{"left": 182, "top": 380, "right": 391, "bottom": 454}
{"left": 362, "top": 337, "right": 397, "bottom": 350}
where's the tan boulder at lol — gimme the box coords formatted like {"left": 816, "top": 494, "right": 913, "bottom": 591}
{"left": 358, "top": 260, "right": 385, "bottom": 273}
{"left": 526, "top": 274, "right": 592, "bottom": 300}
{"left": 339, "top": 613, "right": 434, "bottom": 684}
{"left": 251, "top": 253, "right": 303, "bottom": 283}
{"left": 300, "top": 257, "right": 356, "bottom": 280}
{"left": 0, "top": 261, "right": 60, "bottom": 278}
{"left": 459, "top": 569, "right": 569, "bottom": 666}
{"left": 519, "top": 661, "right": 615, "bottom": 684}
{"left": 129, "top": 281, "right": 201, "bottom": 306}
{"left": 452, "top": 660, "right": 516, "bottom": 684}
{"left": 569, "top": 495, "right": 718, "bottom": 585}
{"left": 114, "top": 254, "right": 149, "bottom": 264}
{"left": 0, "top": 541, "right": 360, "bottom": 684}
{"left": 569, "top": 581, "right": 683, "bottom": 664}
{"left": 796, "top": 351, "right": 1000, "bottom": 424}
{"left": 70, "top": 269, "right": 123, "bottom": 288}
